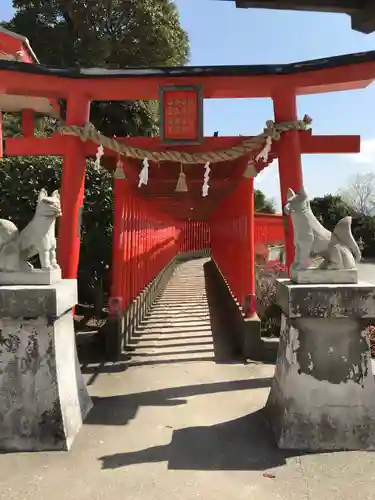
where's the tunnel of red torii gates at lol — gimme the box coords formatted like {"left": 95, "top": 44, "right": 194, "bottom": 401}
{"left": 0, "top": 27, "right": 374, "bottom": 345}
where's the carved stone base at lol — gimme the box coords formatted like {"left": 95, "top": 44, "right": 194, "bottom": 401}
{"left": 0, "top": 280, "right": 92, "bottom": 451}
{"left": 290, "top": 267, "right": 358, "bottom": 284}
{"left": 266, "top": 279, "right": 375, "bottom": 451}
{"left": 0, "top": 268, "right": 62, "bottom": 286}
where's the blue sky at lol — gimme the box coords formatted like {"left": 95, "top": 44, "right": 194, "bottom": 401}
{"left": 1, "top": 0, "right": 375, "bottom": 210}
{"left": 174, "top": 0, "right": 375, "bottom": 210}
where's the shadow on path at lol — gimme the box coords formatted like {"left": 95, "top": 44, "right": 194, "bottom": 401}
{"left": 91, "top": 372, "right": 287, "bottom": 471}
{"left": 98, "top": 409, "right": 293, "bottom": 472}
{"left": 86, "top": 377, "right": 272, "bottom": 426}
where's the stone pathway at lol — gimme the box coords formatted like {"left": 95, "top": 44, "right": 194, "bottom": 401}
{"left": 0, "top": 258, "right": 375, "bottom": 499}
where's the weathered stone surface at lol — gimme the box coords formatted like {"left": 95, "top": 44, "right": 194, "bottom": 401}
{"left": 0, "top": 268, "right": 62, "bottom": 286}
{"left": 277, "top": 279, "right": 375, "bottom": 319}
{"left": 290, "top": 267, "right": 358, "bottom": 284}
{"left": 266, "top": 281, "right": 375, "bottom": 451}
{"left": 0, "top": 281, "right": 92, "bottom": 451}
{"left": 242, "top": 313, "right": 262, "bottom": 360}
{"left": 0, "top": 279, "right": 77, "bottom": 318}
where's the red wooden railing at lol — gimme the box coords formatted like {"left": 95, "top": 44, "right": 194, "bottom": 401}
{"left": 254, "top": 213, "right": 285, "bottom": 245}
{"left": 111, "top": 177, "right": 284, "bottom": 315}
{"left": 110, "top": 181, "right": 180, "bottom": 314}
{"left": 210, "top": 179, "right": 256, "bottom": 315}
{"left": 178, "top": 220, "right": 210, "bottom": 252}
{"left": 176, "top": 214, "right": 284, "bottom": 253}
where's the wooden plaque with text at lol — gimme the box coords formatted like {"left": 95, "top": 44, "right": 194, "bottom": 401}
{"left": 159, "top": 85, "right": 204, "bottom": 145}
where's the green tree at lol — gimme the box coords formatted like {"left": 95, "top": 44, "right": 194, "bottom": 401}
{"left": 339, "top": 172, "right": 375, "bottom": 216}
{"left": 4, "top": 0, "right": 189, "bottom": 136}
{"left": 310, "top": 194, "right": 352, "bottom": 231}
{"left": 310, "top": 193, "right": 375, "bottom": 259}
{"left": 0, "top": 115, "right": 113, "bottom": 305}
{"left": 1, "top": 1, "right": 189, "bottom": 307}
{"left": 254, "top": 189, "right": 276, "bottom": 214}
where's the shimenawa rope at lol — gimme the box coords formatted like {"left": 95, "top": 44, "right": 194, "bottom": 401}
{"left": 57, "top": 115, "right": 312, "bottom": 167}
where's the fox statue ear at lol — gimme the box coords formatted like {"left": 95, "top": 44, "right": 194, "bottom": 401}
{"left": 52, "top": 190, "right": 60, "bottom": 199}
{"left": 286, "top": 188, "right": 295, "bottom": 201}
{"left": 298, "top": 186, "right": 308, "bottom": 199}
{"left": 38, "top": 188, "right": 48, "bottom": 202}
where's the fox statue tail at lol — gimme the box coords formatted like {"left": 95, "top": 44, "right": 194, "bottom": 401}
{"left": 333, "top": 216, "right": 361, "bottom": 263}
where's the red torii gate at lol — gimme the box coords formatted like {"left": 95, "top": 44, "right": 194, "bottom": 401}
{"left": 2, "top": 52, "right": 369, "bottom": 277}
{"left": 0, "top": 46, "right": 373, "bottom": 358}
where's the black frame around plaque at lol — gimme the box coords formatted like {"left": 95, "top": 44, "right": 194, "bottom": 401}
{"left": 159, "top": 84, "right": 204, "bottom": 146}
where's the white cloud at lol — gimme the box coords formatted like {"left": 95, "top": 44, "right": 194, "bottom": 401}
{"left": 349, "top": 138, "right": 375, "bottom": 165}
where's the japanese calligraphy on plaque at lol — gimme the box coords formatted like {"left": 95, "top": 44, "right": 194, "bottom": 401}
{"left": 159, "top": 85, "right": 203, "bottom": 145}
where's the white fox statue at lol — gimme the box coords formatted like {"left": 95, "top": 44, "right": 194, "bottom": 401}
{"left": 284, "top": 186, "right": 361, "bottom": 271}
{"left": 0, "top": 188, "right": 62, "bottom": 272}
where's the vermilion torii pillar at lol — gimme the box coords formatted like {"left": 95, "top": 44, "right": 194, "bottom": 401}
{"left": 21, "top": 109, "right": 35, "bottom": 138}
{"left": 243, "top": 176, "right": 256, "bottom": 317}
{"left": 273, "top": 90, "right": 303, "bottom": 272}
{"left": 57, "top": 93, "right": 91, "bottom": 278}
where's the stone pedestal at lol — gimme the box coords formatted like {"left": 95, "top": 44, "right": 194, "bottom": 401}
{"left": 266, "top": 279, "right": 375, "bottom": 451}
{"left": 0, "top": 268, "right": 62, "bottom": 286}
{"left": 290, "top": 267, "right": 358, "bottom": 284}
{"left": 0, "top": 280, "right": 92, "bottom": 451}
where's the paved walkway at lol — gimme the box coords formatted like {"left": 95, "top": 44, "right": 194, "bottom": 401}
{"left": 1, "top": 259, "right": 375, "bottom": 499}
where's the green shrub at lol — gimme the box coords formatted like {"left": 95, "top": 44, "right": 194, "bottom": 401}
{"left": 0, "top": 155, "right": 113, "bottom": 305}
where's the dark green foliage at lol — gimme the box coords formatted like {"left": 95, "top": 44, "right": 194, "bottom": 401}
{"left": 310, "top": 194, "right": 352, "bottom": 231}
{"left": 0, "top": 155, "right": 61, "bottom": 227}
{"left": 8, "top": 0, "right": 189, "bottom": 68}
{"left": 254, "top": 189, "right": 276, "bottom": 213}
{"left": 310, "top": 194, "right": 375, "bottom": 259}
{"left": 352, "top": 215, "right": 375, "bottom": 259}
{"left": 4, "top": 0, "right": 189, "bottom": 137}
{"left": 0, "top": 147, "right": 113, "bottom": 302}
{"left": 3, "top": 113, "right": 22, "bottom": 137}
{"left": 1, "top": 1, "right": 189, "bottom": 306}
{"left": 78, "top": 163, "right": 113, "bottom": 304}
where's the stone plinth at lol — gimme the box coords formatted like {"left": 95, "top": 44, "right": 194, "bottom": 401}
{"left": 266, "top": 279, "right": 375, "bottom": 451}
{"left": 0, "top": 279, "right": 92, "bottom": 451}
{"left": 290, "top": 267, "right": 358, "bottom": 284}
{"left": 0, "top": 268, "right": 62, "bottom": 286}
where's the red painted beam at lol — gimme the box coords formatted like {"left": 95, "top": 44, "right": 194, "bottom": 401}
{"left": 0, "top": 70, "right": 282, "bottom": 99}
{"left": 81, "top": 132, "right": 361, "bottom": 156}
{"left": 0, "top": 60, "right": 375, "bottom": 100}
{"left": 5, "top": 132, "right": 361, "bottom": 158}
{"left": 21, "top": 110, "right": 35, "bottom": 137}
{"left": 297, "top": 132, "right": 360, "bottom": 154}
{"left": 98, "top": 135, "right": 247, "bottom": 152}
{"left": 5, "top": 135, "right": 246, "bottom": 157}
{"left": 5, "top": 137, "right": 66, "bottom": 156}
{"left": 4, "top": 136, "right": 141, "bottom": 183}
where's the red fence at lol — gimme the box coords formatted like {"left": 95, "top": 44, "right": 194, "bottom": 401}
{"left": 178, "top": 220, "right": 210, "bottom": 252}
{"left": 111, "top": 180, "right": 180, "bottom": 314}
{"left": 254, "top": 213, "right": 285, "bottom": 245}
{"left": 176, "top": 214, "right": 284, "bottom": 254}
{"left": 111, "top": 179, "right": 285, "bottom": 315}
{"left": 210, "top": 179, "right": 256, "bottom": 316}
